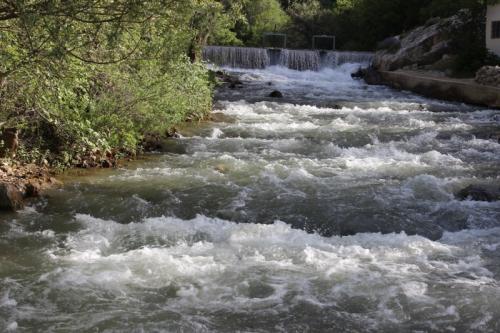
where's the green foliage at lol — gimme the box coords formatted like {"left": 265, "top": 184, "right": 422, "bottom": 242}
{"left": 232, "top": 0, "right": 290, "bottom": 46}
{"left": 0, "top": 0, "right": 226, "bottom": 167}
{"left": 285, "top": 0, "right": 336, "bottom": 49}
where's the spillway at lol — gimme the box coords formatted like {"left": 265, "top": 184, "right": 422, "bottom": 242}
{"left": 203, "top": 45, "right": 373, "bottom": 70}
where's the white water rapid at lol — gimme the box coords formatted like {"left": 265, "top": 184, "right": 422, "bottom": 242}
{"left": 1, "top": 64, "right": 500, "bottom": 332}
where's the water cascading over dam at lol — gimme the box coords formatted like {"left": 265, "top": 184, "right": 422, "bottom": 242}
{"left": 202, "top": 46, "right": 373, "bottom": 70}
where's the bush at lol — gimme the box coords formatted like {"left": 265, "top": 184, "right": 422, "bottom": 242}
{"left": 0, "top": 0, "right": 225, "bottom": 168}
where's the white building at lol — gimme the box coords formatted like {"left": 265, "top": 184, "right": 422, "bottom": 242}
{"left": 486, "top": 4, "right": 500, "bottom": 56}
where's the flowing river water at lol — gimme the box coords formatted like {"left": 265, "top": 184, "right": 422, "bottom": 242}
{"left": 1, "top": 64, "right": 500, "bottom": 332}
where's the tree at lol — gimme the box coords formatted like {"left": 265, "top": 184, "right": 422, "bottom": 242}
{"left": 235, "top": 0, "right": 290, "bottom": 46}
{"left": 0, "top": 0, "right": 235, "bottom": 166}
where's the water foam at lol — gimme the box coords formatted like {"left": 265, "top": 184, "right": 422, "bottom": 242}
{"left": 31, "top": 214, "right": 499, "bottom": 331}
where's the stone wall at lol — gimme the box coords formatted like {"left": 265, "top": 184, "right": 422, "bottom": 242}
{"left": 377, "top": 70, "right": 500, "bottom": 109}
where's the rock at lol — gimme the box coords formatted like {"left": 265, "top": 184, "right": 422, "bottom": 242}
{"left": 376, "top": 36, "right": 401, "bottom": 53}
{"left": 0, "top": 183, "right": 24, "bottom": 211}
{"left": 475, "top": 66, "right": 500, "bottom": 88}
{"left": 372, "top": 10, "right": 472, "bottom": 72}
{"left": 166, "top": 127, "right": 180, "bottom": 138}
{"left": 101, "top": 160, "right": 112, "bottom": 168}
{"left": 142, "top": 133, "right": 163, "bottom": 151}
{"left": 269, "top": 90, "right": 283, "bottom": 98}
{"left": 351, "top": 68, "right": 364, "bottom": 79}
{"left": 228, "top": 77, "right": 244, "bottom": 89}
{"left": 24, "top": 182, "right": 41, "bottom": 198}
{"left": 0, "top": 164, "right": 12, "bottom": 174}
{"left": 214, "top": 164, "right": 228, "bottom": 173}
{"left": 216, "top": 71, "right": 244, "bottom": 89}
{"left": 456, "top": 185, "right": 500, "bottom": 202}
{"left": 352, "top": 67, "right": 384, "bottom": 85}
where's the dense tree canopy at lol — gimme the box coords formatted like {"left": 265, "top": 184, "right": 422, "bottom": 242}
{"left": 0, "top": 0, "right": 237, "bottom": 166}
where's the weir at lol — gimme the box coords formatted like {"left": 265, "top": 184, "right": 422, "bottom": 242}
{"left": 202, "top": 45, "right": 373, "bottom": 71}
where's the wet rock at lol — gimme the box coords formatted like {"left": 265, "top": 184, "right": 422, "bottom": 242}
{"left": 352, "top": 67, "right": 384, "bottom": 85}
{"left": 215, "top": 71, "right": 244, "bottom": 89}
{"left": 101, "top": 160, "right": 112, "bottom": 168}
{"left": 351, "top": 68, "right": 364, "bottom": 79}
{"left": 229, "top": 79, "right": 243, "bottom": 89}
{"left": 0, "top": 182, "right": 24, "bottom": 211}
{"left": 269, "top": 90, "right": 283, "bottom": 98}
{"left": 24, "top": 181, "right": 41, "bottom": 198}
{"left": 456, "top": 185, "right": 500, "bottom": 202}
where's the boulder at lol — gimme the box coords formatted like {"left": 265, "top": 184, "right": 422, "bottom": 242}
{"left": 0, "top": 183, "right": 24, "bottom": 211}
{"left": 269, "top": 90, "right": 283, "bottom": 98}
{"left": 352, "top": 67, "right": 384, "bottom": 85}
{"left": 456, "top": 185, "right": 500, "bottom": 202}
{"left": 475, "top": 66, "right": 500, "bottom": 88}
{"left": 24, "top": 181, "right": 41, "bottom": 198}
{"left": 372, "top": 10, "right": 472, "bottom": 72}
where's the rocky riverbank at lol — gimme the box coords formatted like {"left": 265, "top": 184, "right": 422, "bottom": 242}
{"left": 0, "top": 161, "right": 61, "bottom": 211}
{"left": 354, "top": 10, "right": 500, "bottom": 108}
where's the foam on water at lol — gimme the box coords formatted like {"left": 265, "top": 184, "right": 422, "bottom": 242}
{"left": 9, "top": 214, "right": 489, "bottom": 331}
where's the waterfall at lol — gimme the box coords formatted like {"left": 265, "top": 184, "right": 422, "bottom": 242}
{"left": 202, "top": 46, "right": 373, "bottom": 71}
{"left": 202, "top": 46, "right": 270, "bottom": 69}
{"left": 279, "top": 49, "right": 321, "bottom": 71}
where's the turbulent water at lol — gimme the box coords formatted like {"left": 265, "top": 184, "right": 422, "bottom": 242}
{"left": 2, "top": 64, "right": 500, "bottom": 332}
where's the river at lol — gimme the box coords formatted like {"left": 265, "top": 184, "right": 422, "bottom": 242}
{"left": 1, "top": 64, "right": 500, "bottom": 332}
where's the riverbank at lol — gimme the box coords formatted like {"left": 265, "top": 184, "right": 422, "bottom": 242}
{"left": 0, "top": 161, "right": 60, "bottom": 211}
{"left": 376, "top": 70, "right": 500, "bottom": 109}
